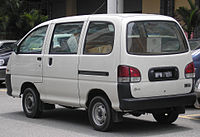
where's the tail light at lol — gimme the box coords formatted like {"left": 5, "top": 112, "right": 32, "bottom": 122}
{"left": 118, "top": 65, "right": 141, "bottom": 83}
{"left": 185, "top": 62, "right": 195, "bottom": 79}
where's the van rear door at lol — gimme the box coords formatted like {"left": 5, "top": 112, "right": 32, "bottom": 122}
{"left": 122, "top": 21, "right": 194, "bottom": 98}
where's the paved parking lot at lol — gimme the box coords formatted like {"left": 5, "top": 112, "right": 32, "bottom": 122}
{"left": 1, "top": 85, "right": 200, "bottom": 137}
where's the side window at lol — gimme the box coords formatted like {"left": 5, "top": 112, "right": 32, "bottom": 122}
{"left": 84, "top": 22, "right": 115, "bottom": 54}
{"left": 18, "top": 26, "right": 48, "bottom": 54}
{"left": 50, "top": 22, "right": 83, "bottom": 54}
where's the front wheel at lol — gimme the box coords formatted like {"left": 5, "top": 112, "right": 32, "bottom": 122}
{"left": 88, "top": 96, "right": 112, "bottom": 131}
{"left": 22, "top": 87, "right": 42, "bottom": 118}
{"left": 153, "top": 111, "right": 178, "bottom": 124}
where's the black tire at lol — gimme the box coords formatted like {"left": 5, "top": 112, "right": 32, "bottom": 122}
{"left": 194, "top": 98, "right": 200, "bottom": 109}
{"left": 88, "top": 96, "right": 113, "bottom": 131}
{"left": 0, "top": 80, "right": 4, "bottom": 85}
{"left": 153, "top": 111, "right": 178, "bottom": 124}
{"left": 22, "top": 87, "right": 42, "bottom": 118}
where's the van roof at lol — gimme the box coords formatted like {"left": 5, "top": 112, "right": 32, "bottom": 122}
{"left": 39, "top": 14, "right": 177, "bottom": 27}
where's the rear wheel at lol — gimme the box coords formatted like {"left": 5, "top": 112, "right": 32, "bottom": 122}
{"left": 22, "top": 87, "right": 42, "bottom": 118}
{"left": 88, "top": 96, "right": 112, "bottom": 131}
{"left": 153, "top": 111, "right": 178, "bottom": 124}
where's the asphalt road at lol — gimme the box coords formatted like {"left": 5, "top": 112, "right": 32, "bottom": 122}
{"left": 1, "top": 84, "right": 200, "bottom": 137}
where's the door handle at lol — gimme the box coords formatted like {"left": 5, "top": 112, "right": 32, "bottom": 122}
{"left": 49, "top": 57, "right": 53, "bottom": 66}
{"left": 37, "top": 57, "right": 42, "bottom": 61}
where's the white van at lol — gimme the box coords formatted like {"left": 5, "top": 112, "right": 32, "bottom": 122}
{"left": 6, "top": 14, "right": 196, "bottom": 131}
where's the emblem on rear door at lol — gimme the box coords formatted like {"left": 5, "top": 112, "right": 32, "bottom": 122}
{"left": 134, "top": 87, "right": 141, "bottom": 91}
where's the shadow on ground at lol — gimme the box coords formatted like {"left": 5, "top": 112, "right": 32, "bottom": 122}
{"left": 0, "top": 107, "right": 192, "bottom": 136}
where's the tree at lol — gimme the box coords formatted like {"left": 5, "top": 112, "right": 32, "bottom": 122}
{"left": 176, "top": 0, "right": 200, "bottom": 39}
{"left": 17, "top": 10, "right": 48, "bottom": 38}
{"left": 0, "top": 0, "right": 25, "bottom": 39}
{"left": 0, "top": 16, "right": 9, "bottom": 32}
{"left": 0, "top": 0, "right": 48, "bottom": 39}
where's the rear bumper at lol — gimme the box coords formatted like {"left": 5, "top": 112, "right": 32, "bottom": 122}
{"left": 118, "top": 83, "right": 196, "bottom": 112}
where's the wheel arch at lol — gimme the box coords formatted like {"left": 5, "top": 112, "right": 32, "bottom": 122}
{"left": 86, "top": 89, "right": 112, "bottom": 108}
{"left": 20, "top": 82, "right": 39, "bottom": 96}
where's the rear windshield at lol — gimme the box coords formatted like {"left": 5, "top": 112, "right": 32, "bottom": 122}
{"left": 127, "top": 21, "right": 188, "bottom": 55}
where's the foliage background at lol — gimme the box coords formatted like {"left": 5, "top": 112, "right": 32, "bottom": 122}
{"left": 0, "top": 0, "right": 48, "bottom": 40}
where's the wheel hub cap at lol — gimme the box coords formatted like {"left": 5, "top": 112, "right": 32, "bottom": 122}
{"left": 25, "top": 93, "right": 35, "bottom": 113}
{"left": 92, "top": 102, "right": 107, "bottom": 126}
